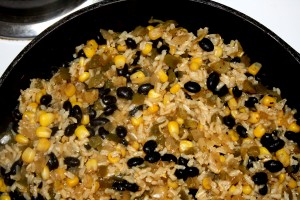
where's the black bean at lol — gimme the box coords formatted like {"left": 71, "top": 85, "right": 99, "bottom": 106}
{"left": 285, "top": 131, "right": 299, "bottom": 142}
{"left": 232, "top": 86, "right": 242, "bottom": 98}
{"left": 178, "top": 157, "right": 189, "bottom": 166}
{"left": 98, "top": 127, "right": 109, "bottom": 139}
{"left": 84, "top": 144, "right": 92, "bottom": 150}
{"left": 286, "top": 163, "right": 300, "bottom": 174}
{"left": 90, "top": 117, "right": 110, "bottom": 126}
{"left": 207, "top": 72, "right": 219, "bottom": 91}
{"left": 9, "top": 159, "right": 23, "bottom": 175}
{"left": 127, "top": 157, "right": 144, "bottom": 168}
{"left": 112, "top": 180, "right": 127, "bottom": 191}
{"left": 199, "top": 38, "right": 214, "bottom": 52}
{"left": 12, "top": 108, "right": 22, "bottom": 121}
{"left": 125, "top": 38, "right": 137, "bottom": 49}
{"left": 12, "top": 121, "right": 19, "bottom": 133}
{"left": 0, "top": 167, "right": 5, "bottom": 176}
{"left": 138, "top": 83, "right": 154, "bottom": 95}
{"left": 102, "top": 95, "right": 117, "bottom": 105}
{"left": 9, "top": 190, "right": 26, "bottom": 200}
{"left": 70, "top": 105, "right": 82, "bottom": 122}
{"left": 38, "top": 182, "right": 43, "bottom": 188}
{"left": 64, "top": 123, "right": 77, "bottom": 136}
{"left": 47, "top": 152, "right": 59, "bottom": 171}
{"left": 145, "top": 151, "right": 161, "bottom": 163}
{"left": 264, "top": 160, "right": 283, "bottom": 173}
{"left": 51, "top": 126, "right": 59, "bottom": 136}
{"left": 87, "top": 106, "right": 96, "bottom": 120}
{"left": 31, "top": 193, "right": 45, "bottom": 200}
{"left": 230, "top": 57, "right": 241, "bottom": 63}
{"left": 129, "top": 105, "right": 143, "bottom": 116}
{"left": 130, "top": 67, "right": 142, "bottom": 75}
{"left": 125, "top": 181, "right": 139, "bottom": 192}
{"left": 103, "top": 104, "right": 118, "bottom": 116}
{"left": 86, "top": 126, "right": 95, "bottom": 137}
{"left": 117, "top": 64, "right": 129, "bottom": 76}
{"left": 157, "top": 44, "right": 169, "bottom": 54}
{"left": 132, "top": 51, "right": 141, "bottom": 66}
{"left": 223, "top": 115, "right": 235, "bottom": 129}
{"left": 184, "top": 92, "right": 192, "bottom": 100}
{"left": 184, "top": 81, "right": 201, "bottom": 93}
{"left": 121, "top": 138, "right": 129, "bottom": 146}
{"left": 174, "top": 169, "right": 188, "bottom": 181}
{"left": 98, "top": 87, "right": 111, "bottom": 98}
{"left": 40, "top": 94, "right": 52, "bottom": 106}
{"left": 252, "top": 172, "right": 268, "bottom": 185}
{"left": 245, "top": 97, "right": 258, "bottom": 108}
{"left": 188, "top": 188, "right": 198, "bottom": 199}
{"left": 185, "top": 167, "right": 199, "bottom": 177}
{"left": 116, "top": 126, "right": 127, "bottom": 138}
{"left": 152, "top": 38, "right": 163, "bottom": 48}
{"left": 261, "top": 134, "right": 285, "bottom": 152}
{"left": 161, "top": 154, "right": 177, "bottom": 163}
{"left": 246, "top": 156, "right": 258, "bottom": 169}
{"left": 4, "top": 173, "right": 15, "bottom": 186}
{"left": 143, "top": 140, "right": 157, "bottom": 154}
{"left": 63, "top": 100, "right": 72, "bottom": 111}
{"left": 216, "top": 85, "right": 228, "bottom": 97}
{"left": 76, "top": 49, "right": 86, "bottom": 58}
{"left": 259, "top": 184, "right": 268, "bottom": 195}
{"left": 236, "top": 125, "right": 248, "bottom": 138}
{"left": 117, "top": 87, "right": 134, "bottom": 100}
{"left": 64, "top": 157, "right": 80, "bottom": 168}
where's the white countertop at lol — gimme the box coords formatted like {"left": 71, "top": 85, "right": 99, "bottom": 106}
{"left": 0, "top": 0, "right": 300, "bottom": 77}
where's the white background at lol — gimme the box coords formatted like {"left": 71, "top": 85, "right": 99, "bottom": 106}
{"left": 0, "top": 0, "right": 300, "bottom": 76}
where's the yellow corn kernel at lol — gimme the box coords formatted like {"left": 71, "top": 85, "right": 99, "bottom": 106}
{"left": 0, "top": 178, "right": 7, "bottom": 193}
{"left": 86, "top": 159, "right": 98, "bottom": 172}
{"left": 75, "top": 125, "right": 90, "bottom": 140}
{"left": 228, "top": 98, "right": 238, "bottom": 110}
{"left": 15, "top": 134, "right": 29, "bottom": 145}
{"left": 288, "top": 122, "right": 300, "bottom": 133}
{"left": 79, "top": 57, "right": 85, "bottom": 67}
{"left": 69, "top": 95, "right": 77, "bottom": 104}
{"left": 242, "top": 185, "right": 252, "bottom": 195}
{"left": 116, "top": 145, "right": 126, "bottom": 157}
{"left": 157, "top": 70, "right": 168, "bottom": 83}
{"left": 72, "top": 101, "right": 82, "bottom": 108}
{"left": 94, "top": 181, "right": 100, "bottom": 191}
{"left": 66, "top": 176, "right": 79, "bottom": 187}
{"left": 22, "top": 111, "right": 35, "bottom": 123}
{"left": 108, "top": 151, "right": 121, "bottom": 163}
{"left": 230, "top": 110, "right": 239, "bottom": 119}
{"left": 214, "top": 46, "right": 223, "bottom": 57}
{"left": 163, "top": 94, "right": 171, "bottom": 105}
{"left": 148, "top": 27, "right": 163, "bottom": 40}
{"left": 202, "top": 177, "right": 212, "bottom": 190}
{"left": 87, "top": 39, "right": 98, "bottom": 50}
{"left": 191, "top": 57, "right": 203, "bottom": 65}
{"left": 27, "top": 102, "right": 38, "bottom": 112}
{"left": 248, "top": 111, "right": 260, "bottom": 124}
{"left": 36, "top": 126, "right": 52, "bottom": 138}
{"left": 114, "top": 55, "right": 126, "bottom": 69}
{"left": 167, "top": 179, "right": 178, "bottom": 189}
{"left": 169, "top": 45, "right": 176, "bottom": 55}
{"left": 147, "top": 104, "right": 159, "bottom": 113}
{"left": 176, "top": 117, "right": 184, "bottom": 125}
{"left": 228, "top": 130, "right": 239, "bottom": 142}
{"left": 0, "top": 195, "right": 11, "bottom": 200}
{"left": 219, "top": 155, "right": 226, "bottom": 163}
{"left": 239, "top": 107, "right": 247, "bottom": 113}
{"left": 170, "top": 83, "right": 181, "bottom": 94}
{"left": 131, "top": 141, "right": 140, "bottom": 150}
{"left": 142, "top": 43, "right": 152, "bottom": 55}
{"left": 261, "top": 95, "right": 276, "bottom": 107}
{"left": 168, "top": 121, "right": 179, "bottom": 140}
{"left": 130, "top": 71, "right": 146, "bottom": 84}
{"left": 259, "top": 147, "right": 271, "bottom": 155}
{"left": 117, "top": 44, "right": 127, "bottom": 52}
{"left": 146, "top": 25, "right": 154, "bottom": 31}
{"left": 179, "top": 140, "right": 194, "bottom": 153}
{"left": 35, "top": 89, "right": 46, "bottom": 104}
{"left": 276, "top": 148, "right": 290, "bottom": 167}
{"left": 278, "top": 173, "right": 285, "bottom": 183}
{"left": 37, "top": 138, "right": 51, "bottom": 152}
{"left": 65, "top": 83, "right": 76, "bottom": 97}
{"left": 189, "top": 62, "right": 200, "bottom": 71}
{"left": 22, "top": 147, "right": 36, "bottom": 163}
{"left": 41, "top": 165, "right": 50, "bottom": 180}
{"left": 78, "top": 72, "right": 90, "bottom": 82}
{"left": 148, "top": 89, "right": 161, "bottom": 99}
{"left": 247, "top": 62, "right": 262, "bottom": 76}
{"left": 229, "top": 185, "right": 237, "bottom": 194}
{"left": 39, "top": 112, "right": 55, "bottom": 127}
{"left": 224, "top": 107, "right": 231, "bottom": 116}
{"left": 54, "top": 168, "right": 66, "bottom": 180}
{"left": 83, "top": 46, "right": 96, "bottom": 58}
{"left": 253, "top": 124, "right": 266, "bottom": 138}
{"left": 131, "top": 116, "right": 143, "bottom": 126}
{"left": 288, "top": 179, "right": 297, "bottom": 189}
{"left": 81, "top": 114, "right": 90, "bottom": 125}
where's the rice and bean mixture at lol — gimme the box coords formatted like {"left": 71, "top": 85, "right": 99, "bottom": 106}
{"left": 1, "top": 19, "right": 300, "bottom": 200}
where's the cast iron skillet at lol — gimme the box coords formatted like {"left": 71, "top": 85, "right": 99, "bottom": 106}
{"left": 0, "top": 0, "right": 300, "bottom": 133}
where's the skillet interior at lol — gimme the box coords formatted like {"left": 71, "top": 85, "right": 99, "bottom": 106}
{"left": 0, "top": 0, "right": 299, "bottom": 132}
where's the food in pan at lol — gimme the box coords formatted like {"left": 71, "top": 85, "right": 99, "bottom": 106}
{"left": 0, "top": 19, "right": 300, "bottom": 200}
